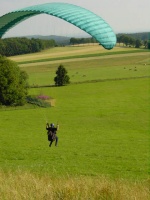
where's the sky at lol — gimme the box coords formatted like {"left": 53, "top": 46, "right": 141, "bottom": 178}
{"left": 0, "top": 0, "right": 149, "bottom": 38}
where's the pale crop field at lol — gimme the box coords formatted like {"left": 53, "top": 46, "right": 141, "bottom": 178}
{"left": 0, "top": 46, "right": 150, "bottom": 199}
{"left": 9, "top": 45, "right": 144, "bottom": 63}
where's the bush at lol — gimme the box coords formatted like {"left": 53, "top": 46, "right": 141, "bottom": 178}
{"left": 26, "top": 95, "right": 51, "bottom": 108}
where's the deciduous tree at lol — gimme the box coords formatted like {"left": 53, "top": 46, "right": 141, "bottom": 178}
{"left": 0, "top": 56, "right": 28, "bottom": 106}
{"left": 135, "top": 39, "right": 142, "bottom": 48}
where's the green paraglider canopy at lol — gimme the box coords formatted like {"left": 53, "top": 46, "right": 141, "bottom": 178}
{"left": 0, "top": 3, "right": 116, "bottom": 49}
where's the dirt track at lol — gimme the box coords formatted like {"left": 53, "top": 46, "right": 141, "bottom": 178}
{"left": 19, "top": 52, "right": 150, "bottom": 67}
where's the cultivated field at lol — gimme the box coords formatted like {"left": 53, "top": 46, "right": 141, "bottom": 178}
{"left": 9, "top": 45, "right": 139, "bottom": 62}
{"left": 0, "top": 46, "right": 150, "bottom": 199}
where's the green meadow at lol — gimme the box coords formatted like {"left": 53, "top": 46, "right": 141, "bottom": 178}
{"left": 0, "top": 46, "right": 150, "bottom": 199}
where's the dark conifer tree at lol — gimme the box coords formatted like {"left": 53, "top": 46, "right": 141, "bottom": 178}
{"left": 54, "top": 64, "right": 70, "bottom": 86}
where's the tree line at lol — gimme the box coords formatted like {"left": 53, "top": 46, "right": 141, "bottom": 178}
{"left": 70, "top": 37, "right": 97, "bottom": 45}
{"left": 70, "top": 33, "right": 150, "bottom": 49}
{"left": 117, "top": 34, "right": 149, "bottom": 48}
{"left": 0, "top": 37, "right": 56, "bottom": 56}
{"left": 118, "top": 32, "right": 149, "bottom": 41}
{"left": 0, "top": 33, "right": 149, "bottom": 57}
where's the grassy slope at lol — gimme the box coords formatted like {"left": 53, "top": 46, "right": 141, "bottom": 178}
{"left": 0, "top": 46, "right": 149, "bottom": 181}
{"left": 0, "top": 78, "right": 149, "bottom": 180}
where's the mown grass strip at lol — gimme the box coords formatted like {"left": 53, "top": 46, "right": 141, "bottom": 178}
{"left": 17, "top": 49, "right": 149, "bottom": 64}
{"left": 72, "top": 75, "right": 150, "bottom": 85}
{"left": 28, "top": 75, "right": 150, "bottom": 88}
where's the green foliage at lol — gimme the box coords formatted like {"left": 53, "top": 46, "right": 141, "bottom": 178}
{"left": 0, "top": 37, "right": 56, "bottom": 56}
{"left": 54, "top": 64, "right": 70, "bottom": 86}
{"left": 117, "top": 32, "right": 149, "bottom": 43}
{"left": 117, "top": 34, "right": 143, "bottom": 48}
{"left": 135, "top": 39, "right": 142, "bottom": 48}
{"left": 0, "top": 56, "right": 28, "bottom": 106}
{"left": 117, "top": 35, "right": 134, "bottom": 46}
{"left": 70, "top": 37, "right": 97, "bottom": 45}
{"left": 148, "top": 40, "right": 150, "bottom": 49}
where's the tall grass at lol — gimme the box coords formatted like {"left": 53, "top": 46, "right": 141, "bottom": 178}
{"left": 0, "top": 170, "right": 149, "bottom": 200}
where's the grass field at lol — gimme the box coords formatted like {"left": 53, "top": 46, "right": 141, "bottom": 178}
{"left": 0, "top": 46, "right": 150, "bottom": 199}
{"left": 13, "top": 46, "right": 150, "bottom": 86}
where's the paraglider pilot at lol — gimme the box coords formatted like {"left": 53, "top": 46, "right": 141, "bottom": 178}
{"left": 46, "top": 123, "right": 59, "bottom": 147}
